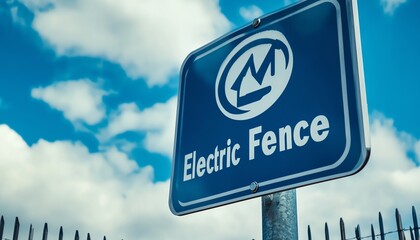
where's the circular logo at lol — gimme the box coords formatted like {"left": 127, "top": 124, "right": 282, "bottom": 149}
{"left": 215, "top": 30, "right": 293, "bottom": 120}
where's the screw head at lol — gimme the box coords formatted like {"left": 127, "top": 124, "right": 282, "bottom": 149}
{"left": 252, "top": 18, "right": 261, "bottom": 28}
{"left": 250, "top": 181, "right": 259, "bottom": 193}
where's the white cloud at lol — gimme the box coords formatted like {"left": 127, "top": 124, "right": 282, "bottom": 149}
{"left": 298, "top": 114, "right": 420, "bottom": 238}
{"left": 98, "top": 96, "right": 177, "bottom": 157}
{"left": 239, "top": 5, "right": 264, "bottom": 22}
{"left": 20, "top": 0, "right": 230, "bottom": 86}
{"left": 0, "top": 124, "right": 261, "bottom": 240}
{"left": 31, "top": 79, "right": 109, "bottom": 125}
{"left": 381, "top": 0, "right": 407, "bottom": 15}
{"left": 1, "top": 107, "right": 420, "bottom": 239}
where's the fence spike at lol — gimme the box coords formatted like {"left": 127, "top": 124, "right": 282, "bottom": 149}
{"left": 28, "top": 224, "right": 34, "bottom": 240}
{"left": 13, "top": 217, "right": 20, "bottom": 240}
{"left": 59, "top": 226, "right": 63, "bottom": 240}
{"left": 411, "top": 227, "right": 415, "bottom": 240}
{"left": 0, "top": 216, "right": 4, "bottom": 240}
{"left": 379, "top": 212, "right": 385, "bottom": 240}
{"left": 396, "top": 208, "right": 406, "bottom": 240}
{"left": 340, "top": 218, "right": 346, "bottom": 240}
{"left": 0, "top": 215, "right": 113, "bottom": 240}
{"left": 42, "top": 222, "right": 48, "bottom": 240}
{"left": 307, "top": 225, "right": 312, "bottom": 240}
{"left": 371, "top": 224, "right": 375, "bottom": 240}
{"left": 325, "top": 222, "right": 330, "bottom": 240}
{"left": 413, "top": 206, "right": 419, "bottom": 240}
{"left": 355, "top": 224, "right": 361, "bottom": 240}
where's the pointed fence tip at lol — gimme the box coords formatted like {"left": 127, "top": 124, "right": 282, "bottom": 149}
{"left": 58, "top": 226, "right": 63, "bottom": 240}
{"left": 74, "top": 230, "right": 80, "bottom": 240}
{"left": 413, "top": 205, "right": 418, "bottom": 224}
{"left": 324, "top": 222, "right": 330, "bottom": 240}
{"left": 340, "top": 217, "right": 346, "bottom": 240}
{"left": 410, "top": 226, "right": 415, "bottom": 240}
{"left": 12, "top": 216, "right": 20, "bottom": 240}
{"left": 355, "top": 224, "right": 361, "bottom": 238}
{"left": 371, "top": 224, "right": 375, "bottom": 237}
{"left": 412, "top": 205, "right": 420, "bottom": 240}
{"left": 395, "top": 208, "right": 405, "bottom": 240}
{"left": 307, "top": 225, "right": 312, "bottom": 240}
{"left": 42, "top": 222, "right": 48, "bottom": 240}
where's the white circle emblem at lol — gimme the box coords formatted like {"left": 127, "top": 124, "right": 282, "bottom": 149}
{"left": 215, "top": 30, "right": 293, "bottom": 120}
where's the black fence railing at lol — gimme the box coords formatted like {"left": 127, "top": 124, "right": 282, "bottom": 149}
{"left": 308, "top": 206, "right": 420, "bottom": 240}
{"left": 2, "top": 206, "right": 418, "bottom": 239}
{"left": 0, "top": 215, "right": 106, "bottom": 240}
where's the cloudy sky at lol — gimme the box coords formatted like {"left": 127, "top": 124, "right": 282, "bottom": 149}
{"left": 0, "top": 0, "right": 419, "bottom": 239}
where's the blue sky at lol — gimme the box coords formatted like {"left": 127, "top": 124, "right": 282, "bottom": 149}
{"left": 0, "top": 0, "right": 419, "bottom": 239}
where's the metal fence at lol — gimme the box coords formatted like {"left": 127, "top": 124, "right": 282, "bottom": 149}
{"left": 308, "top": 206, "right": 419, "bottom": 240}
{"left": 2, "top": 206, "right": 419, "bottom": 239}
{"left": 0, "top": 215, "right": 107, "bottom": 240}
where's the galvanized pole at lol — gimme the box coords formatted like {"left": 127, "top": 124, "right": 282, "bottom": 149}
{"left": 262, "top": 189, "right": 298, "bottom": 240}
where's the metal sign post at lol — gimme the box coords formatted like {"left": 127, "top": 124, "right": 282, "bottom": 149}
{"left": 262, "top": 190, "right": 298, "bottom": 240}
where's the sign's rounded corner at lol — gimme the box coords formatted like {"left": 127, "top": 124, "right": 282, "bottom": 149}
{"left": 168, "top": 196, "right": 182, "bottom": 216}
{"left": 350, "top": 146, "right": 371, "bottom": 176}
{"left": 179, "top": 50, "right": 202, "bottom": 81}
{"left": 179, "top": 57, "right": 193, "bottom": 77}
{"left": 359, "top": 146, "right": 371, "bottom": 170}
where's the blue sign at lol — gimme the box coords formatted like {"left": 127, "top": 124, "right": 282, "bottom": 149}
{"left": 170, "top": 0, "right": 370, "bottom": 215}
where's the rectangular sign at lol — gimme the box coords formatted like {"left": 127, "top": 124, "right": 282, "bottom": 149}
{"left": 170, "top": 0, "right": 370, "bottom": 215}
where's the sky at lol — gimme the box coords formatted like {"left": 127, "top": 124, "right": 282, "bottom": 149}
{"left": 0, "top": 0, "right": 419, "bottom": 239}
